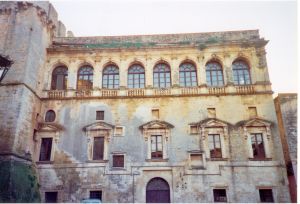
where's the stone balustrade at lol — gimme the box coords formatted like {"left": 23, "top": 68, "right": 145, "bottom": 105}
{"left": 44, "top": 84, "right": 272, "bottom": 99}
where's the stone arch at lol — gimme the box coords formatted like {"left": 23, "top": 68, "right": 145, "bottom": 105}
{"left": 146, "top": 177, "right": 170, "bottom": 203}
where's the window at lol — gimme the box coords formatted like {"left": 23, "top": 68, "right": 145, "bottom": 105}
{"left": 93, "top": 137, "right": 104, "bottom": 160}
{"left": 96, "top": 111, "right": 104, "bottom": 120}
{"left": 153, "top": 63, "right": 171, "bottom": 88}
{"left": 128, "top": 64, "right": 145, "bottom": 88}
{"left": 45, "top": 192, "right": 58, "bottom": 203}
{"left": 209, "top": 134, "right": 222, "bottom": 158}
{"left": 189, "top": 125, "right": 198, "bottom": 134}
{"left": 248, "top": 107, "right": 257, "bottom": 118}
{"left": 259, "top": 189, "right": 274, "bottom": 203}
{"left": 39, "top": 138, "right": 53, "bottom": 161}
{"left": 152, "top": 109, "right": 159, "bottom": 119}
{"left": 251, "top": 133, "right": 265, "bottom": 159}
{"left": 207, "top": 108, "right": 216, "bottom": 118}
{"left": 90, "top": 191, "right": 102, "bottom": 201}
{"left": 77, "top": 66, "right": 93, "bottom": 90}
{"left": 213, "top": 189, "right": 227, "bottom": 202}
{"left": 102, "top": 64, "right": 119, "bottom": 89}
{"left": 114, "top": 126, "right": 124, "bottom": 136}
{"left": 206, "top": 61, "right": 224, "bottom": 86}
{"left": 232, "top": 60, "right": 251, "bottom": 85}
{"left": 45, "top": 110, "right": 56, "bottom": 122}
{"left": 51, "top": 66, "right": 68, "bottom": 90}
{"left": 151, "top": 135, "right": 163, "bottom": 159}
{"left": 179, "top": 62, "right": 197, "bottom": 87}
{"left": 112, "top": 155, "right": 125, "bottom": 168}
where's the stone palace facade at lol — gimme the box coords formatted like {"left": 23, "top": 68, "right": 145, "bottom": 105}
{"left": 0, "top": 1, "right": 291, "bottom": 203}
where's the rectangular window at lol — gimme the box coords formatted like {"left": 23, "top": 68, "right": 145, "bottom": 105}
{"left": 152, "top": 109, "right": 159, "bottom": 119}
{"left": 213, "top": 189, "right": 227, "bottom": 202}
{"left": 259, "top": 189, "right": 274, "bottom": 203}
{"left": 248, "top": 107, "right": 257, "bottom": 118}
{"left": 190, "top": 125, "right": 198, "bottom": 134}
{"left": 251, "top": 133, "right": 265, "bottom": 159}
{"left": 190, "top": 154, "right": 203, "bottom": 168}
{"left": 45, "top": 192, "right": 58, "bottom": 203}
{"left": 39, "top": 138, "right": 53, "bottom": 161}
{"left": 113, "top": 155, "right": 124, "bottom": 168}
{"left": 207, "top": 108, "right": 216, "bottom": 118}
{"left": 151, "top": 135, "right": 163, "bottom": 159}
{"left": 114, "top": 126, "right": 124, "bottom": 136}
{"left": 93, "top": 137, "right": 104, "bottom": 160}
{"left": 209, "top": 134, "right": 222, "bottom": 158}
{"left": 90, "top": 190, "right": 102, "bottom": 201}
{"left": 96, "top": 111, "right": 104, "bottom": 120}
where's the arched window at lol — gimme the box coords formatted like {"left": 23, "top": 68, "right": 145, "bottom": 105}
{"left": 128, "top": 64, "right": 145, "bottom": 88}
{"left": 206, "top": 61, "right": 224, "bottom": 86}
{"left": 45, "top": 110, "right": 56, "bottom": 122}
{"left": 51, "top": 66, "right": 68, "bottom": 90}
{"left": 146, "top": 178, "right": 170, "bottom": 203}
{"left": 232, "top": 60, "right": 251, "bottom": 85}
{"left": 153, "top": 63, "right": 171, "bottom": 88}
{"left": 77, "top": 66, "right": 93, "bottom": 90}
{"left": 179, "top": 62, "right": 197, "bottom": 87}
{"left": 102, "top": 64, "right": 119, "bottom": 89}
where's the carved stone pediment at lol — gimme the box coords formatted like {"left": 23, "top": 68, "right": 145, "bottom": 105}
{"left": 37, "top": 122, "right": 64, "bottom": 132}
{"left": 82, "top": 121, "right": 115, "bottom": 132}
{"left": 236, "top": 117, "right": 272, "bottom": 128}
{"left": 139, "top": 120, "right": 174, "bottom": 130}
{"left": 190, "top": 118, "right": 232, "bottom": 128}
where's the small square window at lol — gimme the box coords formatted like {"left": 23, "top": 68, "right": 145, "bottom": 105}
{"left": 113, "top": 155, "right": 124, "bottom": 168}
{"left": 45, "top": 192, "right": 58, "bottom": 203}
{"left": 248, "top": 107, "right": 257, "bottom": 118}
{"left": 96, "top": 111, "right": 104, "bottom": 120}
{"left": 213, "top": 189, "right": 227, "bottom": 202}
{"left": 208, "top": 108, "right": 216, "bottom": 118}
{"left": 190, "top": 125, "right": 198, "bottom": 134}
{"left": 152, "top": 109, "right": 159, "bottom": 119}
{"left": 259, "top": 189, "right": 274, "bottom": 203}
{"left": 90, "top": 190, "right": 102, "bottom": 201}
{"left": 114, "top": 126, "right": 124, "bottom": 136}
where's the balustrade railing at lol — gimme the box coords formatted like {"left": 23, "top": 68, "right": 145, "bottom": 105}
{"left": 235, "top": 85, "right": 255, "bottom": 94}
{"left": 208, "top": 87, "right": 226, "bottom": 95}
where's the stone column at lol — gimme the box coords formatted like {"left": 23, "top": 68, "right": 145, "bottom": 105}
{"left": 171, "top": 57, "right": 180, "bottom": 87}
{"left": 223, "top": 55, "right": 234, "bottom": 85}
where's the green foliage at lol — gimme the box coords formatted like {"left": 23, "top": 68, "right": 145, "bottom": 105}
{"left": 0, "top": 161, "right": 41, "bottom": 202}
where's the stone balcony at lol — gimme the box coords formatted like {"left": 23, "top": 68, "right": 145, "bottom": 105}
{"left": 42, "top": 84, "right": 272, "bottom": 100}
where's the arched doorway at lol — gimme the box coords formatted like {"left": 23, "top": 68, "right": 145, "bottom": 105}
{"left": 146, "top": 177, "right": 170, "bottom": 203}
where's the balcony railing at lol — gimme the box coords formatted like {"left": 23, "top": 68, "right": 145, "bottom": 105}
{"left": 45, "top": 84, "right": 270, "bottom": 99}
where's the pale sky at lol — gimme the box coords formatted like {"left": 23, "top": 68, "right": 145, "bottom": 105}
{"left": 51, "top": 0, "right": 297, "bottom": 94}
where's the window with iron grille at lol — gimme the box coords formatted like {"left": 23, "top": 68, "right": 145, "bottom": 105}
{"left": 77, "top": 66, "right": 93, "bottom": 90}
{"left": 93, "top": 137, "right": 104, "bottom": 160}
{"left": 90, "top": 190, "right": 102, "bottom": 201}
{"left": 102, "top": 64, "right": 119, "bottom": 89}
{"left": 51, "top": 66, "right": 68, "bottom": 90}
{"left": 113, "top": 155, "right": 124, "bottom": 167}
{"left": 213, "top": 189, "right": 227, "bottom": 202}
{"left": 128, "top": 64, "right": 145, "bottom": 88}
{"left": 206, "top": 61, "right": 224, "bottom": 87}
{"left": 179, "top": 62, "right": 197, "bottom": 87}
{"left": 232, "top": 60, "right": 251, "bottom": 85}
{"left": 259, "top": 189, "right": 274, "bottom": 203}
{"left": 151, "top": 135, "right": 163, "bottom": 159}
{"left": 96, "top": 111, "right": 104, "bottom": 120}
{"left": 251, "top": 133, "right": 265, "bottom": 159}
{"left": 39, "top": 138, "right": 53, "bottom": 161}
{"left": 153, "top": 63, "right": 171, "bottom": 88}
{"left": 45, "top": 110, "right": 56, "bottom": 122}
{"left": 209, "top": 134, "right": 222, "bottom": 158}
{"left": 45, "top": 192, "right": 58, "bottom": 203}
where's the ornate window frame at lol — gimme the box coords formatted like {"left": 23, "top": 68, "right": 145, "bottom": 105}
{"left": 238, "top": 118, "right": 273, "bottom": 160}
{"left": 35, "top": 122, "right": 64, "bottom": 163}
{"left": 82, "top": 122, "right": 114, "bottom": 162}
{"left": 139, "top": 120, "right": 174, "bottom": 161}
